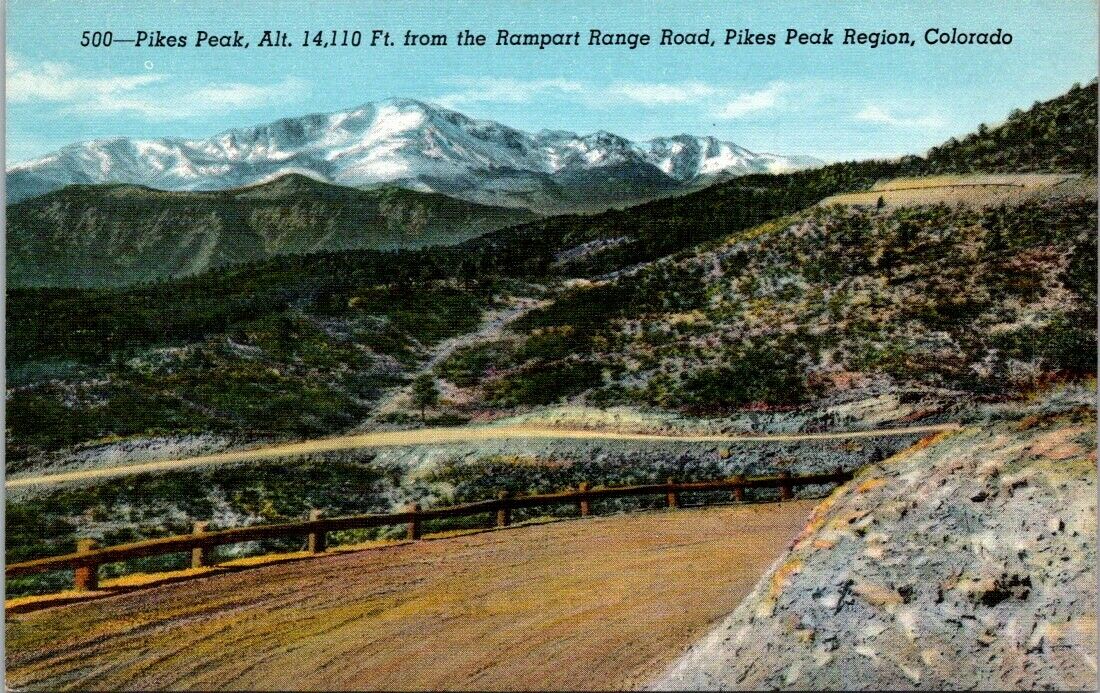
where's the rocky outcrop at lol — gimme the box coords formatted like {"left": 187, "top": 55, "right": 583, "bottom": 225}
{"left": 655, "top": 388, "right": 1096, "bottom": 690}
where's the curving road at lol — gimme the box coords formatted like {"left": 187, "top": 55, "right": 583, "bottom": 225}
{"left": 6, "top": 502, "right": 819, "bottom": 691}
{"left": 6, "top": 423, "right": 960, "bottom": 489}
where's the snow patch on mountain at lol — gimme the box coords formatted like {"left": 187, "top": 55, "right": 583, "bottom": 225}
{"left": 7, "top": 99, "right": 821, "bottom": 208}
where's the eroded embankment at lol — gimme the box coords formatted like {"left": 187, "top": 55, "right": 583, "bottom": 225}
{"left": 7, "top": 501, "right": 816, "bottom": 691}
{"left": 655, "top": 397, "right": 1096, "bottom": 690}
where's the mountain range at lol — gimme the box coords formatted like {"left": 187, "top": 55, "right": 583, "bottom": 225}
{"left": 6, "top": 98, "right": 821, "bottom": 211}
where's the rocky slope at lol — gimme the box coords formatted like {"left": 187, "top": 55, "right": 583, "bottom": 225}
{"left": 6, "top": 98, "right": 820, "bottom": 210}
{"left": 440, "top": 175, "right": 1096, "bottom": 415}
{"left": 655, "top": 385, "right": 1097, "bottom": 690}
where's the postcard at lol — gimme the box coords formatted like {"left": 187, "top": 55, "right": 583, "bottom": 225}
{"left": 4, "top": 1, "right": 1097, "bottom": 690}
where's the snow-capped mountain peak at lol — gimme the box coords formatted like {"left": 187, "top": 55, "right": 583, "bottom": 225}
{"left": 7, "top": 99, "right": 821, "bottom": 210}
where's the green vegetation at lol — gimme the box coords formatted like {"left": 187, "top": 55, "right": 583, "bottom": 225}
{"left": 670, "top": 346, "right": 812, "bottom": 412}
{"left": 642, "top": 198, "right": 1095, "bottom": 401}
{"left": 6, "top": 80, "right": 1097, "bottom": 455}
{"left": 924, "top": 80, "right": 1097, "bottom": 174}
{"left": 445, "top": 193, "right": 1094, "bottom": 412}
{"left": 411, "top": 374, "right": 441, "bottom": 421}
{"left": 7, "top": 174, "right": 536, "bottom": 288}
{"left": 484, "top": 361, "right": 605, "bottom": 407}
{"left": 7, "top": 280, "right": 492, "bottom": 458}
{"left": 436, "top": 342, "right": 515, "bottom": 387}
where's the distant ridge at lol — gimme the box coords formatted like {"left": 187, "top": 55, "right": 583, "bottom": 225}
{"left": 6, "top": 174, "right": 536, "bottom": 288}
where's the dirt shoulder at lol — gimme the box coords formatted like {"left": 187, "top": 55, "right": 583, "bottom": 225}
{"left": 6, "top": 501, "right": 817, "bottom": 691}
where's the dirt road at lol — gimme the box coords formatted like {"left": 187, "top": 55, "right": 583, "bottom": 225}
{"left": 6, "top": 501, "right": 817, "bottom": 691}
{"left": 6, "top": 423, "right": 958, "bottom": 489}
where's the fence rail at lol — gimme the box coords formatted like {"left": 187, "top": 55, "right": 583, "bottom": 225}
{"left": 7, "top": 469, "right": 852, "bottom": 590}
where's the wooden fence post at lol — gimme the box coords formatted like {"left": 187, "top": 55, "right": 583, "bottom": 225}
{"left": 497, "top": 490, "right": 512, "bottom": 527}
{"left": 73, "top": 539, "right": 99, "bottom": 592}
{"left": 191, "top": 521, "right": 209, "bottom": 569}
{"left": 8, "top": 469, "right": 878, "bottom": 594}
{"left": 731, "top": 475, "right": 746, "bottom": 502}
{"left": 307, "top": 510, "right": 327, "bottom": 554}
{"left": 779, "top": 471, "right": 794, "bottom": 501}
{"left": 407, "top": 503, "right": 421, "bottom": 540}
{"left": 578, "top": 482, "right": 591, "bottom": 517}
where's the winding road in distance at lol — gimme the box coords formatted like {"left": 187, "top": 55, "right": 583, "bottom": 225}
{"left": 6, "top": 422, "right": 961, "bottom": 489}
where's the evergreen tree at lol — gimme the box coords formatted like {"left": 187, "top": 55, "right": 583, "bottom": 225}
{"left": 411, "top": 373, "right": 440, "bottom": 422}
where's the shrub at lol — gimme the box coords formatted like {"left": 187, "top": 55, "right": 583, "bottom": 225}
{"left": 485, "top": 361, "right": 604, "bottom": 406}
{"left": 671, "top": 346, "right": 810, "bottom": 412}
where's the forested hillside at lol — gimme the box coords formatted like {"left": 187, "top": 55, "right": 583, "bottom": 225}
{"left": 6, "top": 175, "right": 535, "bottom": 288}
{"left": 360, "top": 82, "right": 1098, "bottom": 281}
{"left": 7, "top": 81, "right": 1096, "bottom": 459}
{"left": 924, "top": 80, "right": 1097, "bottom": 174}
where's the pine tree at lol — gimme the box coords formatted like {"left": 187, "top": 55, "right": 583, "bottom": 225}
{"left": 411, "top": 373, "right": 440, "bottom": 422}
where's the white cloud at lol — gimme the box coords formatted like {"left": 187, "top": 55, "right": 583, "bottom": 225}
{"left": 7, "top": 53, "right": 306, "bottom": 120}
{"left": 436, "top": 77, "right": 585, "bottom": 108}
{"left": 607, "top": 81, "right": 716, "bottom": 105}
{"left": 6, "top": 53, "right": 163, "bottom": 103}
{"left": 855, "top": 104, "right": 946, "bottom": 128}
{"left": 436, "top": 76, "right": 803, "bottom": 122}
{"left": 714, "top": 82, "right": 789, "bottom": 119}
{"left": 73, "top": 78, "right": 308, "bottom": 119}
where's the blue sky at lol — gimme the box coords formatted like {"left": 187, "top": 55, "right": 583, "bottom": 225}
{"left": 6, "top": 0, "right": 1098, "bottom": 164}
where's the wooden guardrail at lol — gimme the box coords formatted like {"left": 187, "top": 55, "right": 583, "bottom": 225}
{"left": 7, "top": 468, "right": 851, "bottom": 591}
